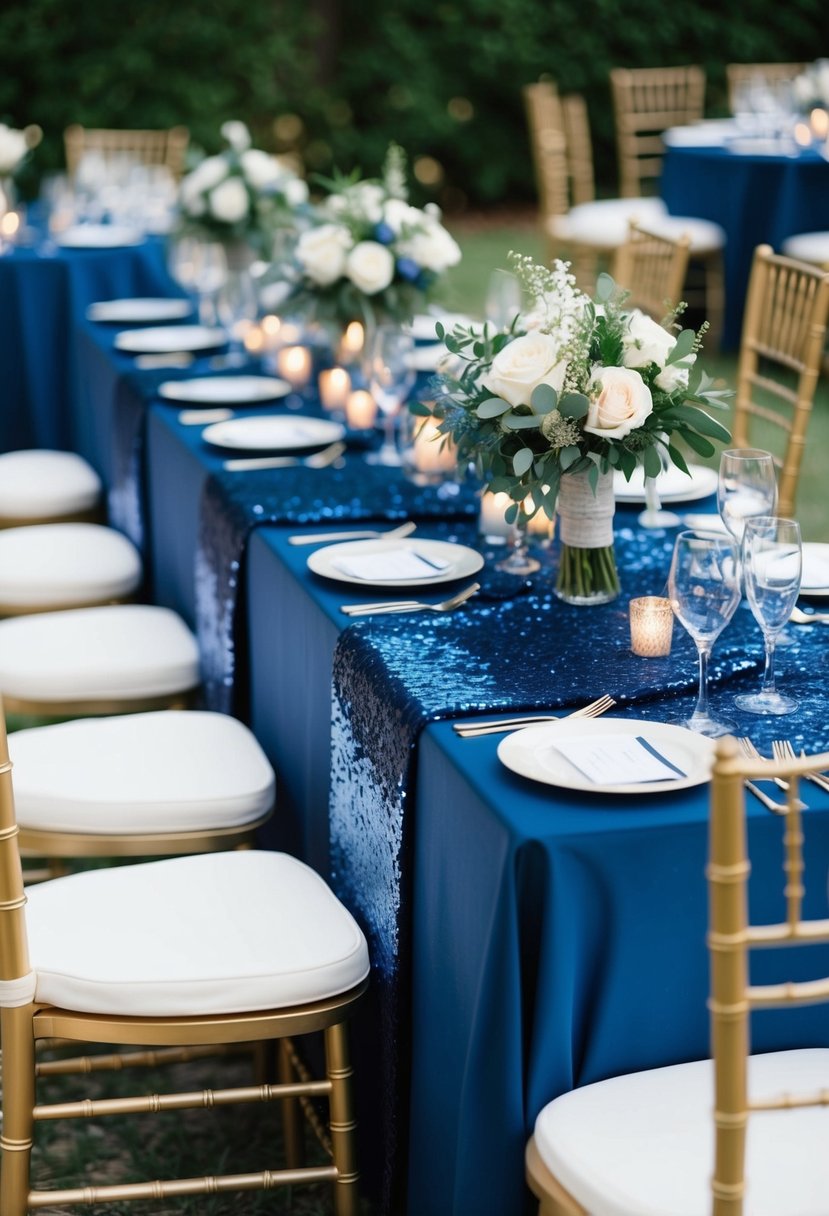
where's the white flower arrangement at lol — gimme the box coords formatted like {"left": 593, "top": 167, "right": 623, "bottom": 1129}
{"left": 177, "top": 121, "right": 308, "bottom": 257}
{"left": 0, "top": 123, "right": 29, "bottom": 176}
{"left": 793, "top": 60, "right": 829, "bottom": 112}
{"left": 272, "top": 144, "right": 461, "bottom": 328}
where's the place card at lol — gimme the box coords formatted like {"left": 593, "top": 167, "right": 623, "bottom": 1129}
{"left": 551, "top": 734, "right": 687, "bottom": 786}
{"left": 332, "top": 548, "right": 450, "bottom": 582}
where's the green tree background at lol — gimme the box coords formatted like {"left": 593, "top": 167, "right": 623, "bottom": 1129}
{"left": 0, "top": 0, "right": 825, "bottom": 207}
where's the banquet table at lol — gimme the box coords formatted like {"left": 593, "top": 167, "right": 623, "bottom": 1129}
{"left": 0, "top": 227, "right": 175, "bottom": 452}
{"left": 661, "top": 130, "right": 829, "bottom": 349}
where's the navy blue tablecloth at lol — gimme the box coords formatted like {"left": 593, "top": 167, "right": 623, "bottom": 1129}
{"left": 661, "top": 144, "right": 829, "bottom": 349}
{"left": 0, "top": 234, "right": 174, "bottom": 452}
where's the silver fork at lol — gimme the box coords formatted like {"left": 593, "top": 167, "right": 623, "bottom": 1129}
{"left": 223, "top": 441, "right": 346, "bottom": 473}
{"left": 453, "top": 694, "right": 617, "bottom": 738}
{"left": 772, "top": 739, "right": 829, "bottom": 795}
{"left": 341, "top": 582, "right": 480, "bottom": 617}
{"left": 790, "top": 606, "right": 829, "bottom": 625}
{"left": 289, "top": 521, "right": 416, "bottom": 547}
{"left": 738, "top": 737, "right": 789, "bottom": 793}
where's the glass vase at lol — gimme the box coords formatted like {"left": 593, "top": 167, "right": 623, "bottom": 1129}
{"left": 555, "top": 468, "right": 620, "bottom": 605}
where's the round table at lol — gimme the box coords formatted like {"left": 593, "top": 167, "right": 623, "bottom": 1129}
{"left": 661, "top": 134, "right": 829, "bottom": 349}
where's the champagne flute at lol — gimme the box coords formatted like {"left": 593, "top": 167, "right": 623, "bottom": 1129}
{"left": 485, "top": 269, "right": 523, "bottom": 332}
{"left": 365, "top": 327, "right": 416, "bottom": 467}
{"left": 668, "top": 530, "right": 741, "bottom": 737}
{"left": 734, "top": 516, "right": 801, "bottom": 715}
{"left": 717, "top": 448, "right": 777, "bottom": 546}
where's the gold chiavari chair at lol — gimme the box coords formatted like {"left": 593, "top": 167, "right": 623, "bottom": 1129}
{"left": 612, "top": 221, "right": 692, "bottom": 323}
{"left": 64, "top": 124, "right": 190, "bottom": 180}
{"left": 0, "top": 450, "right": 102, "bottom": 529}
{"left": 610, "top": 65, "right": 706, "bottom": 198}
{"left": 526, "top": 736, "right": 829, "bottom": 1215}
{"left": 733, "top": 244, "right": 829, "bottom": 519}
{"left": 0, "top": 704, "right": 369, "bottom": 1214}
{"left": 726, "top": 63, "right": 805, "bottom": 115}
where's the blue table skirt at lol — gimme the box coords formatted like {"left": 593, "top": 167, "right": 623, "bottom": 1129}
{"left": 661, "top": 144, "right": 829, "bottom": 350}
{"left": 0, "top": 236, "right": 174, "bottom": 452}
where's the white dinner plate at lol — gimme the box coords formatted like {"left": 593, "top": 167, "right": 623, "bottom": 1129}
{"left": 613, "top": 463, "right": 718, "bottom": 504}
{"left": 201, "top": 415, "right": 345, "bottom": 453}
{"left": 57, "top": 224, "right": 144, "bottom": 249}
{"left": 87, "top": 297, "right": 193, "bottom": 324}
{"left": 662, "top": 120, "right": 738, "bottom": 148}
{"left": 114, "top": 325, "right": 227, "bottom": 354}
{"left": 800, "top": 543, "right": 829, "bottom": 596}
{"left": 498, "top": 717, "right": 715, "bottom": 796}
{"left": 406, "top": 312, "right": 473, "bottom": 341}
{"left": 307, "top": 537, "right": 484, "bottom": 588}
{"left": 158, "top": 376, "right": 291, "bottom": 405}
{"left": 409, "top": 344, "right": 446, "bottom": 372}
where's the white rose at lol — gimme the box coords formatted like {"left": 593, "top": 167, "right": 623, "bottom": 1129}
{"left": 209, "top": 176, "right": 250, "bottom": 224}
{"left": 220, "top": 121, "right": 252, "bottom": 152}
{"left": 622, "top": 310, "right": 676, "bottom": 370}
{"left": 0, "top": 124, "right": 27, "bottom": 174}
{"left": 398, "top": 221, "right": 461, "bottom": 272}
{"left": 480, "top": 332, "right": 568, "bottom": 409}
{"left": 585, "top": 366, "right": 653, "bottom": 439}
{"left": 346, "top": 240, "right": 395, "bottom": 294}
{"left": 655, "top": 351, "right": 696, "bottom": 393}
{"left": 382, "top": 198, "right": 421, "bottom": 234}
{"left": 240, "top": 149, "right": 281, "bottom": 190}
{"left": 296, "top": 223, "right": 352, "bottom": 285}
{"left": 183, "top": 155, "right": 228, "bottom": 196}
{"left": 284, "top": 178, "right": 309, "bottom": 207}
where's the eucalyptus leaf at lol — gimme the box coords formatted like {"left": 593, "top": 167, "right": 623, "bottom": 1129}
{"left": 596, "top": 273, "right": 616, "bottom": 302}
{"left": 681, "top": 430, "right": 716, "bottom": 457}
{"left": 557, "top": 391, "right": 590, "bottom": 420}
{"left": 476, "top": 397, "right": 511, "bottom": 419}
{"left": 505, "top": 501, "right": 520, "bottom": 525}
{"left": 559, "top": 445, "right": 581, "bottom": 471}
{"left": 502, "top": 413, "right": 542, "bottom": 430}
{"left": 665, "top": 328, "right": 696, "bottom": 365}
{"left": 513, "top": 447, "right": 534, "bottom": 477}
{"left": 530, "top": 383, "right": 558, "bottom": 413}
{"left": 643, "top": 444, "right": 662, "bottom": 479}
{"left": 667, "top": 444, "right": 691, "bottom": 476}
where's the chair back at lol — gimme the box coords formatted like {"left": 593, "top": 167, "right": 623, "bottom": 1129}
{"left": 610, "top": 65, "right": 706, "bottom": 197}
{"left": 613, "top": 221, "right": 691, "bottom": 322}
{"left": 560, "top": 94, "right": 596, "bottom": 206}
{"left": 726, "top": 63, "right": 805, "bottom": 115}
{"left": 734, "top": 244, "right": 829, "bottom": 518}
{"left": 709, "top": 737, "right": 829, "bottom": 1214}
{"left": 529, "top": 128, "right": 571, "bottom": 224}
{"left": 64, "top": 125, "right": 190, "bottom": 180}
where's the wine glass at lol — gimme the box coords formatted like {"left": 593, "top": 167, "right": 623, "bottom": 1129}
{"left": 485, "top": 269, "right": 522, "bottom": 332}
{"left": 734, "top": 516, "right": 802, "bottom": 715}
{"left": 717, "top": 448, "right": 777, "bottom": 546}
{"left": 215, "top": 270, "right": 259, "bottom": 367}
{"left": 668, "top": 530, "right": 742, "bottom": 737}
{"left": 364, "top": 327, "right": 416, "bottom": 467}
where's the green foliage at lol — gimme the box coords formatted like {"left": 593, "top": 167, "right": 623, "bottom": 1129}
{"left": 0, "top": 0, "right": 824, "bottom": 206}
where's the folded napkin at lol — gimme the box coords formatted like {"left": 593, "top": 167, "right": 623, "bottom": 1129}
{"left": 550, "top": 733, "right": 687, "bottom": 785}
{"left": 801, "top": 549, "right": 829, "bottom": 589}
{"left": 332, "top": 547, "right": 450, "bottom": 581}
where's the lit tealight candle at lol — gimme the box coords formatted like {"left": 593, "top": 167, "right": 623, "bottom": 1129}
{"left": 794, "top": 121, "right": 813, "bottom": 148}
{"left": 811, "top": 107, "right": 829, "bottom": 141}
{"left": 524, "top": 492, "right": 555, "bottom": 540}
{"left": 345, "top": 389, "right": 377, "bottom": 429}
{"left": 243, "top": 323, "right": 265, "bottom": 355}
{"left": 479, "top": 490, "right": 515, "bottom": 541}
{"left": 0, "top": 211, "right": 20, "bottom": 239}
{"left": 410, "top": 418, "right": 456, "bottom": 475}
{"left": 277, "top": 345, "right": 312, "bottom": 389}
{"left": 338, "top": 321, "right": 365, "bottom": 361}
{"left": 319, "top": 367, "right": 352, "bottom": 412}
{"left": 629, "top": 596, "right": 674, "bottom": 658}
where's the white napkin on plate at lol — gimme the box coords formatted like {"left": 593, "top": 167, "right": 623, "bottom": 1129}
{"left": 553, "top": 734, "right": 687, "bottom": 785}
{"left": 332, "top": 548, "right": 451, "bottom": 581}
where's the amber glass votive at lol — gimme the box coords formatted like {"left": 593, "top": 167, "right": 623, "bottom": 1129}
{"left": 629, "top": 596, "right": 674, "bottom": 657}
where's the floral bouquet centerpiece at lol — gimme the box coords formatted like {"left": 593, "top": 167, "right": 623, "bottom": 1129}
{"left": 416, "top": 255, "right": 731, "bottom": 604}
{"left": 177, "top": 121, "right": 309, "bottom": 264}
{"left": 0, "top": 122, "right": 39, "bottom": 211}
{"left": 792, "top": 60, "right": 829, "bottom": 114}
{"left": 271, "top": 144, "right": 461, "bottom": 332}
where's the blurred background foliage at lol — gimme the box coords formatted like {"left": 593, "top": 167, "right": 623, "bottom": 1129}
{"left": 0, "top": 0, "right": 825, "bottom": 209}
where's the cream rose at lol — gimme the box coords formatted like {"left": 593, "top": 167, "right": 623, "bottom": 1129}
{"left": 585, "top": 366, "right": 653, "bottom": 439}
{"left": 220, "top": 121, "right": 252, "bottom": 152}
{"left": 655, "top": 351, "right": 696, "bottom": 393}
{"left": 284, "top": 178, "right": 309, "bottom": 207}
{"left": 296, "top": 223, "right": 352, "bottom": 286}
{"left": 398, "top": 221, "right": 461, "bottom": 273}
{"left": 240, "top": 149, "right": 282, "bottom": 190}
{"left": 209, "top": 176, "right": 249, "bottom": 224}
{"left": 346, "top": 240, "right": 395, "bottom": 294}
{"left": 480, "top": 332, "right": 567, "bottom": 409}
{"left": 622, "top": 310, "right": 675, "bottom": 370}
{"left": 183, "top": 155, "right": 227, "bottom": 196}
{"left": 0, "top": 124, "right": 27, "bottom": 174}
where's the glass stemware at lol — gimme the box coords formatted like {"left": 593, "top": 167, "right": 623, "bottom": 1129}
{"left": 668, "top": 530, "right": 742, "bottom": 737}
{"left": 734, "top": 516, "right": 802, "bottom": 715}
{"left": 495, "top": 510, "right": 541, "bottom": 576}
{"left": 364, "top": 327, "right": 416, "bottom": 467}
{"left": 717, "top": 448, "right": 777, "bottom": 546}
{"left": 215, "top": 270, "right": 259, "bottom": 367}
{"left": 485, "top": 269, "right": 523, "bottom": 332}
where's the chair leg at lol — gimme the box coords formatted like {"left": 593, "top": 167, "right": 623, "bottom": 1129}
{"left": 325, "top": 1021, "right": 359, "bottom": 1216}
{"left": 1, "top": 1006, "right": 36, "bottom": 1216}
{"left": 278, "top": 1038, "right": 304, "bottom": 1169}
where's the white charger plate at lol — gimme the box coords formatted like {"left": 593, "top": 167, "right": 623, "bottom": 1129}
{"left": 498, "top": 717, "right": 715, "bottom": 796}
{"left": 201, "top": 415, "right": 345, "bottom": 453}
{"left": 800, "top": 543, "right": 829, "bottom": 597}
{"left": 87, "top": 298, "right": 192, "bottom": 324}
{"left": 57, "top": 224, "right": 144, "bottom": 249}
{"left": 158, "top": 376, "right": 291, "bottom": 405}
{"left": 307, "top": 537, "right": 484, "bottom": 588}
{"left": 114, "top": 325, "right": 226, "bottom": 354}
{"left": 613, "top": 463, "right": 718, "bottom": 505}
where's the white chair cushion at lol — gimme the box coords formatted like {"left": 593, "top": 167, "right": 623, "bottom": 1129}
{"left": 644, "top": 213, "right": 725, "bottom": 255}
{"left": 0, "top": 523, "right": 141, "bottom": 607}
{"left": 552, "top": 199, "right": 724, "bottom": 255}
{"left": 0, "top": 604, "right": 200, "bottom": 701}
{"left": 781, "top": 231, "right": 829, "bottom": 267}
{"left": 23, "top": 850, "right": 370, "bottom": 1016}
{"left": 0, "top": 450, "right": 101, "bottom": 518}
{"left": 534, "top": 1048, "right": 829, "bottom": 1216}
{"left": 10, "top": 711, "right": 275, "bottom": 833}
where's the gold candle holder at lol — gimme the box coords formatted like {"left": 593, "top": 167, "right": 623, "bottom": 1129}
{"left": 629, "top": 596, "right": 674, "bottom": 657}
